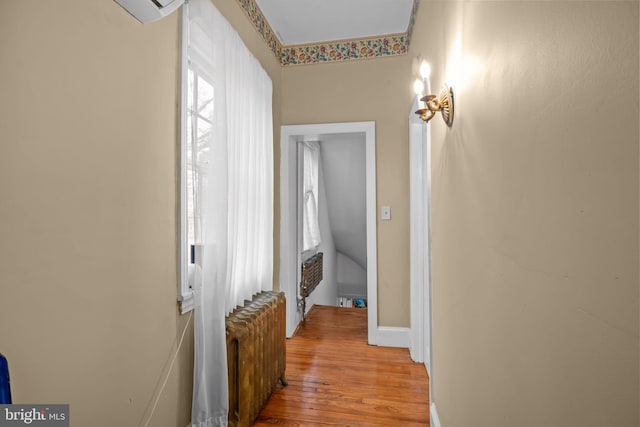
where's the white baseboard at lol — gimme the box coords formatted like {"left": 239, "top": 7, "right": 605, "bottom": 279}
{"left": 372, "top": 326, "right": 410, "bottom": 348}
{"left": 430, "top": 403, "right": 442, "bottom": 427}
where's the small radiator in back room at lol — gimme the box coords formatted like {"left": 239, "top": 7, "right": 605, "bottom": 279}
{"left": 226, "top": 291, "right": 287, "bottom": 427}
{"left": 300, "top": 252, "right": 323, "bottom": 319}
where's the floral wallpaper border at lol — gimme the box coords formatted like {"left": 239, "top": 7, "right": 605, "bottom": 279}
{"left": 279, "top": 34, "right": 408, "bottom": 65}
{"left": 235, "top": 0, "right": 420, "bottom": 66}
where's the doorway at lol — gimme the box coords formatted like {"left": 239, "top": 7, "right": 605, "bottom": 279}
{"left": 279, "top": 122, "right": 377, "bottom": 343}
{"left": 297, "top": 134, "right": 367, "bottom": 310}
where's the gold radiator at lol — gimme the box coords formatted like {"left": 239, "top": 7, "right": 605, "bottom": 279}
{"left": 300, "top": 252, "right": 323, "bottom": 319}
{"left": 226, "top": 291, "right": 287, "bottom": 427}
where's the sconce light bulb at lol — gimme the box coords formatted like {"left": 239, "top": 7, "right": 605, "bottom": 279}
{"left": 413, "top": 79, "right": 424, "bottom": 96}
{"left": 420, "top": 61, "right": 431, "bottom": 79}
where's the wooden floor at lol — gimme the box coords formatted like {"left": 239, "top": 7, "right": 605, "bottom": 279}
{"left": 254, "top": 305, "right": 430, "bottom": 426}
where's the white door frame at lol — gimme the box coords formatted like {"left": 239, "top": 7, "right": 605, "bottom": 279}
{"left": 409, "top": 116, "right": 432, "bottom": 372}
{"left": 279, "top": 121, "right": 378, "bottom": 343}
{"left": 409, "top": 97, "right": 438, "bottom": 426}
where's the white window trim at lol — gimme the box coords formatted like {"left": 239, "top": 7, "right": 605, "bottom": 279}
{"left": 178, "top": 6, "right": 194, "bottom": 314}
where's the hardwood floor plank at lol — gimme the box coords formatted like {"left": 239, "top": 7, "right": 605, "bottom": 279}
{"left": 255, "top": 305, "right": 429, "bottom": 426}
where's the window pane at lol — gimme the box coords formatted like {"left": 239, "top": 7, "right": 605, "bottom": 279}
{"left": 196, "top": 117, "right": 211, "bottom": 150}
{"left": 186, "top": 68, "right": 197, "bottom": 259}
{"left": 186, "top": 68, "right": 213, "bottom": 262}
{"left": 187, "top": 68, "right": 195, "bottom": 115}
{"left": 197, "top": 75, "right": 214, "bottom": 120}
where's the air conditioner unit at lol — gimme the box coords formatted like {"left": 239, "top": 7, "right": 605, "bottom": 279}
{"left": 114, "top": 0, "right": 184, "bottom": 23}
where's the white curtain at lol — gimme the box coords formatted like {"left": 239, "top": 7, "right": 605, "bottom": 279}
{"left": 302, "top": 141, "right": 321, "bottom": 252}
{"left": 187, "top": 0, "right": 274, "bottom": 425}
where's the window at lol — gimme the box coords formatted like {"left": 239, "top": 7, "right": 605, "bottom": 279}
{"left": 181, "top": 66, "right": 213, "bottom": 310}
{"left": 186, "top": 66, "right": 214, "bottom": 260}
{"left": 302, "top": 141, "right": 321, "bottom": 254}
{"left": 179, "top": 19, "right": 215, "bottom": 313}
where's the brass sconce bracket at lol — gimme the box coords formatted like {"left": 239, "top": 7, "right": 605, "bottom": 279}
{"left": 415, "top": 85, "right": 455, "bottom": 127}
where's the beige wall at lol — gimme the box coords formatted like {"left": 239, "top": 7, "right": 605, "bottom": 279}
{"left": 411, "top": 1, "right": 639, "bottom": 426}
{"left": 0, "top": 0, "right": 281, "bottom": 425}
{"left": 281, "top": 57, "right": 413, "bottom": 327}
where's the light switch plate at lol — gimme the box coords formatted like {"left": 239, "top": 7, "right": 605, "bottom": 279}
{"left": 381, "top": 206, "right": 391, "bottom": 220}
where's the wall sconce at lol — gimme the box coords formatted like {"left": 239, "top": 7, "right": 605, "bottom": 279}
{"left": 414, "top": 61, "right": 455, "bottom": 127}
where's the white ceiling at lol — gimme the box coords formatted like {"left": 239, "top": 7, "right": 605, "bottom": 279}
{"left": 254, "top": 0, "right": 414, "bottom": 45}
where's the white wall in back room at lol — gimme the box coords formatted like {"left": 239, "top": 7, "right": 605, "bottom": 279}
{"left": 336, "top": 252, "right": 367, "bottom": 298}
{"left": 320, "top": 133, "right": 367, "bottom": 301}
